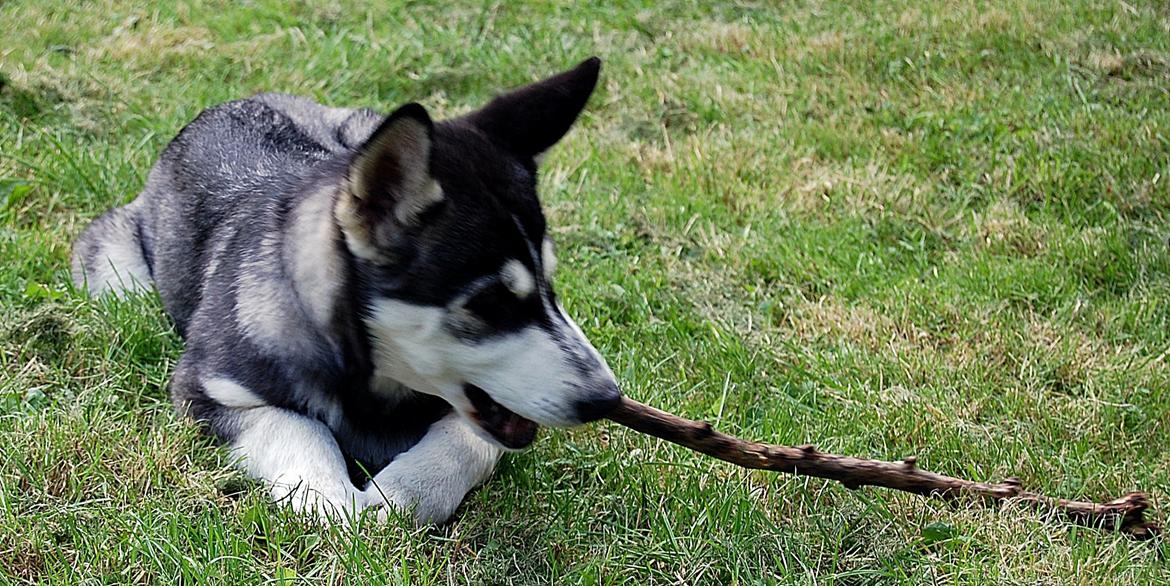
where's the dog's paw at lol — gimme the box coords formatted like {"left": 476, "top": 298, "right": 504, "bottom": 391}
{"left": 362, "top": 481, "right": 455, "bottom": 526}
{"left": 362, "top": 483, "right": 419, "bottom": 524}
{"left": 274, "top": 484, "right": 364, "bottom": 524}
{"left": 363, "top": 492, "right": 412, "bottom": 524}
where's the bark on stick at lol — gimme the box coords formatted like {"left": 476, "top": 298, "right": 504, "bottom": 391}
{"left": 606, "top": 397, "right": 1160, "bottom": 540}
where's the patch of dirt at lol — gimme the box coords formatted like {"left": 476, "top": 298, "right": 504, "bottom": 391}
{"left": 964, "top": 199, "right": 1049, "bottom": 256}
{"left": 1086, "top": 50, "right": 1170, "bottom": 80}
{"left": 87, "top": 17, "right": 216, "bottom": 66}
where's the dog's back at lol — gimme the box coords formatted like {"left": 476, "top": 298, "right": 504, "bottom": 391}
{"left": 72, "top": 94, "right": 378, "bottom": 332}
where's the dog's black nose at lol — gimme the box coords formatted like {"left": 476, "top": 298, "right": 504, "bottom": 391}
{"left": 573, "top": 384, "right": 622, "bottom": 423}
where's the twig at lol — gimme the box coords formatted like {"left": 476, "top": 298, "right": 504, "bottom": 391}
{"left": 606, "top": 397, "right": 1160, "bottom": 540}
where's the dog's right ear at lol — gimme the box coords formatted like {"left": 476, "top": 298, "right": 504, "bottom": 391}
{"left": 337, "top": 103, "right": 444, "bottom": 262}
{"left": 466, "top": 57, "right": 601, "bottom": 162}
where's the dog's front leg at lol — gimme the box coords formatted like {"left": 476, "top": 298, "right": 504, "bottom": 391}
{"left": 231, "top": 405, "right": 364, "bottom": 521}
{"left": 364, "top": 411, "right": 502, "bottom": 525}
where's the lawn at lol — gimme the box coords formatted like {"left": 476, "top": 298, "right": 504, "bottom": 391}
{"left": 2, "top": 0, "right": 1169, "bottom": 583}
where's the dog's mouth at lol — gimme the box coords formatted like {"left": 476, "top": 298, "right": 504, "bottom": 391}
{"left": 463, "top": 384, "right": 539, "bottom": 450}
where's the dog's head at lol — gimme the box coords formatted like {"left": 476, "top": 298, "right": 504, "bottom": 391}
{"left": 336, "top": 58, "right": 619, "bottom": 449}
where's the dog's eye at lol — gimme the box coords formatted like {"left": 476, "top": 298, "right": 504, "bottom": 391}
{"left": 463, "top": 282, "right": 518, "bottom": 325}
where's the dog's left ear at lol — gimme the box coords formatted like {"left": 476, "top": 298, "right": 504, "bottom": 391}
{"left": 337, "top": 103, "right": 443, "bottom": 262}
{"left": 467, "top": 57, "right": 601, "bottom": 162}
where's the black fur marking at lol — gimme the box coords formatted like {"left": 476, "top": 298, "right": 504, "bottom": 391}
{"left": 133, "top": 211, "right": 155, "bottom": 279}
{"left": 466, "top": 57, "right": 600, "bottom": 158}
{"left": 353, "top": 120, "right": 548, "bottom": 313}
{"left": 461, "top": 280, "right": 542, "bottom": 332}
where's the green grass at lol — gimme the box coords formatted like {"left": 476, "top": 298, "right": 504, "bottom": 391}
{"left": 2, "top": 0, "right": 1169, "bottom": 583}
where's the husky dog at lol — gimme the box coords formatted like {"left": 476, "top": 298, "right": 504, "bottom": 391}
{"left": 71, "top": 58, "right": 620, "bottom": 524}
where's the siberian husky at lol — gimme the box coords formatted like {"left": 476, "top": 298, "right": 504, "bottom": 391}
{"left": 71, "top": 58, "right": 621, "bottom": 524}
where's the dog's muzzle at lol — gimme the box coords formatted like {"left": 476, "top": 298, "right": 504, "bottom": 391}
{"left": 463, "top": 384, "right": 540, "bottom": 449}
{"left": 572, "top": 381, "right": 621, "bottom": 423}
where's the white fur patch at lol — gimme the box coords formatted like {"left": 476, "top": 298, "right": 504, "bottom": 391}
{"left": 500, "top": 259, "right": 535, "bottom": 298}
{"left": 232, "top": 407, "right": 361, "bottom": 520}
{"left": 456, "top": 325, "right": 583, "bottom": 425}
{"left": 235, "top": 271, "right": 290, "bottom": 342}
{"left": 365, "top": 300, "right": 454, "bottom": 398}
{"left": 202, "top": 377, "right": 268, "bottom": 409}
{"left": 364, "top": 297, "right": 615, "bottom": 430}
{"left": 88, "top": 238, "right": 153, "bottom": 297}
{"left": 201, "top": 235, "right": 232, "bottom": 282}
{"left": 288, "top": 186, "right": 343, "bottom": 328}
{"left": 393, "top": 180, "right": 444, "bottom": 225}
{"left": 234, "top": 243, "right": 314, "bottom": 357}
{"left": 76, "top": 200, "right": 153, "bottom": 298}
{"left": 334, "top": 193, "right": 386, "bottom": 263}
{"left": 541, "top": 239, "right": 557, "bottom": 280}
{"left": 364, "top": 411, "right": 500, "bottom": 524}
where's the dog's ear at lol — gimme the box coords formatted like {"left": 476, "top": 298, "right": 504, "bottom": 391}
{"left": 467, "top": 57, "right": 601, "bottom": 161}
{"left": 337, "top": 103, "right": 443, "bottom": 262}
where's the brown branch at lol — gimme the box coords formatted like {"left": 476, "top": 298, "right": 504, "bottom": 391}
{"left": 605, "top": 397, "right": 1160, "bottom": 540}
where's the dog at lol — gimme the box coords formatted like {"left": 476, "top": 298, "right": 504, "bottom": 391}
{"left": 71, "top": 57, "right": 621, "bottom": 524}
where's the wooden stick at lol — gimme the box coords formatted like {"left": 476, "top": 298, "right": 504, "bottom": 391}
{"left": 606, "top": 397, "right": 1160, "bottom": 540}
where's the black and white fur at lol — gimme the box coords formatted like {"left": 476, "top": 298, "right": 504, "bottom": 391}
{"left": 72, "top": 58, "right": 620, "bottom": 524}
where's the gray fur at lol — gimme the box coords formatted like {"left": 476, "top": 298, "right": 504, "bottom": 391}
{"left": 72, "top": 59, "right": 616, "bottom": 524}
